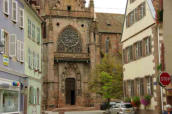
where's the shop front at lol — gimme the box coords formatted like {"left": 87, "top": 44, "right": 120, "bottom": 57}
{"left": 0, "top": 77, "right": 27, "bottom": 114}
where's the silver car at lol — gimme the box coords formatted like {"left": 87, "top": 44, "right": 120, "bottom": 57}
{"left": 109, "top": 102, "right": 135, "bottom": 114}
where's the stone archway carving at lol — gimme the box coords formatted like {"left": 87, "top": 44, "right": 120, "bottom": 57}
{"left": 61, "top": 63, "right": 82, "bottom": 96}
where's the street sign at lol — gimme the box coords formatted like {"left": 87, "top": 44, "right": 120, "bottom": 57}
{"left": 159, "top": 72, "right": 171, "bottom": 86}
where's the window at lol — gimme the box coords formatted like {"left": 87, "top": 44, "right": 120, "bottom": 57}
{"left": 9, "top": 34, "right": 16, "bottom": 57}
{"left": 28, "top": 19, "right": 31, "bottom": 38}
{"left": 3, "top": 0, "right": 9, "bottom": 15}
{"left": 129, "top": 11, "right": 135, "bottom": 26}
{"left": 37, "top": 54, "right": 40, "bottom": 71}
{"left": 126, "top": 2, "right": 145, "bottom": 28}
{"left": 1, "top": 90, "right": 19, "bottom": 113}
{"left": 33, "top": 51, "right": 35, "bottom": 69}
{"left": 12, "top": 1, "right": 17, "bottom": 22}
{"left": 146, "top": 77, "right": 153, "bottom": 95}
{"left": 127, "top": 46, "right": 133, "bottom": 62}
{"left": 140, "top": 2, "right": 145, "bottom": 19}
{"left": 28, "top": 48, "right": 31, "bottom": 68}
{"left": 20, "top": 42, "right": 24, "bottom": 62}
{"left": 105, "top": 38, "right": 110, "bottom": 53}
{"left": 135, "top": 41, "right": 142, "bottom": 58}
{"left": 128, "top": 80, "right": 134, "bottom": 97}
{"left": 37, "top": 27, "right": 40, "bottom": 44}
{"left": 140, "top": 78, "right": 144, "bottom": 96}
{"left": 32, "top": 24, "right": 35, "bottom": 40}
{"left": 0, "top": 29, "right": 5, "bottom": 53}
{"left": 0, "top": 30, "right": 9, "bottom": 55}
{"left": 144, "top": 37, "right": 151, "bottom": 55}
{"left": 131, "top": 80, "right": 134, "bottom": 97}
{"left": 16, "top": 40, "right": 21, "bottom": 61}
{"left": 29, "top": 87, "right": 37, "bottom": 104}
{"left": 29, "top": 87, "right": 34, "bottom": 104}
{"left": 37, "top": 88, "right": 40, "bottom": 105}
{"left": 136, "top": 79, "right": 140, "bottom": 96}
{"left": 123, "top": 49, "right": 127, "bottom": 63}
{"left": 19, "top": 9, "right": 24, "bottom": 28}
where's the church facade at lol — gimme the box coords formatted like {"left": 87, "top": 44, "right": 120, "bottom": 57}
{"left": 28, "top": 0, "right": 124, "bottom": 110}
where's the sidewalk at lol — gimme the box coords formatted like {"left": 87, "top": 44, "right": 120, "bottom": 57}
{"left": 44, "top": 110, "right": 105, "bottom": 114}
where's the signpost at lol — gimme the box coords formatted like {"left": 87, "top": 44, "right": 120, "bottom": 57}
{"left": 159, "top": 72, "right": 171, "bottom": 87}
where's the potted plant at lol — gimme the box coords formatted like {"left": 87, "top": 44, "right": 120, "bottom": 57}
{"left": 132, "top": 96, "right": 141, "bottom": 108}
{"left": 141, "top": 95, "right": 152, "bottom": 109}
{"left": 124, "top": 97, "right": 131, "bottom": 103}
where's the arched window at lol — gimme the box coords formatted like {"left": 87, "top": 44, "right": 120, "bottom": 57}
{"left": 57, "top": 26, "right": 82, "bottom": 53}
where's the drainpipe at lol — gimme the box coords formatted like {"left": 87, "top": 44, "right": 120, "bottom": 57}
{"left": 157, "top": 24, "right": 164, "bottom": 113}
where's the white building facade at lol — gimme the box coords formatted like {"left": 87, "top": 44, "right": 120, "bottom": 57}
{"left": 121, "top": 0, "right": 163, "bottom": 113}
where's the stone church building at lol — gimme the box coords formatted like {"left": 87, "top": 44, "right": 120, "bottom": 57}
{"left": 28, "top": 0, "right": 124, "bottom": 110}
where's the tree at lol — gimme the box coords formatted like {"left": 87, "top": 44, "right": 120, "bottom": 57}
{"left": 89, "top": 54, "right": 123, "bottom": 105}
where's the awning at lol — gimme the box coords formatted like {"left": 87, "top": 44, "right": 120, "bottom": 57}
{"left": 0, "top": 83, "right": 10, "bottom": 88}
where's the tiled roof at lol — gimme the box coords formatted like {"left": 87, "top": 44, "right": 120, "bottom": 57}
{"left": 95, "top": 13, "right": 124, "bottom": 33}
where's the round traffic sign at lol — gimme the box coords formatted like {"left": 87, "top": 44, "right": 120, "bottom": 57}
{"left": 159, "top": 72, "right": 171, "bottom": 86}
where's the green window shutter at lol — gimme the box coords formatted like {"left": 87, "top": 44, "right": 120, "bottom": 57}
{"left": 29, "top": 87, "right": 34, "bottom": 104}
{"left": 34, "top": 88, "right": 37, "bottom": 104}
{"left": 32, "top": 24, "right": 35, "bottom": 41}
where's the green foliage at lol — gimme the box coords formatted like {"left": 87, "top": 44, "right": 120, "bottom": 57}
{"left": 157, "top": 64, "right": 162, "bottom": 71}
{"left": 89, "top": 54, "right": 123, "bottom": 101}
{"left": 156, "top": 9, "right": 163, "bottom": 23}
{"left": 124, "top": 97, "right": 131, "bottom": 103}
{"left": 144, "top": 95, "right": 152, "bottom": 101}
{"left": 132, "top": 96, "right": 141, "bottom": 107}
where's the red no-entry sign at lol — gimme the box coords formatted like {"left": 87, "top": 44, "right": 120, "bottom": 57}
{"left": 159, "top": 72, "right": 171, "bottom": 86}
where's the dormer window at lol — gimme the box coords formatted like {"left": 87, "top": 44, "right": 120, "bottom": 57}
{"left": 67, "top": 6, "right": 71, "bottom": 11}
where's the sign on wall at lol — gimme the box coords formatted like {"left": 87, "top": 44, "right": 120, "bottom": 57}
{"left": 3, "top": 54, "right": 9, "bottom": 66}
{"left": 159, "top": 72, "right": 171, "bottom": 87}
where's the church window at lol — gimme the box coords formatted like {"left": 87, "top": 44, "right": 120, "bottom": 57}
{"left": 57, "top": 26, "right": 82, "bottom": 53}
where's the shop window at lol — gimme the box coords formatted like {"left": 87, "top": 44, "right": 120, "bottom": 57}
{"left": 1, "top": 90, "right": 19, "bottom": 113}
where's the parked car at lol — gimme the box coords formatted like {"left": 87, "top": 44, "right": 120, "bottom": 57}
{"left": 108, "top": 102, "right": 135, "bottom": 114}
{"left": 101, "top": 101, "right": 120, "bottom": 110}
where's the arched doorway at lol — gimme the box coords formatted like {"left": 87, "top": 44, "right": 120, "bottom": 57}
{"left": 65, "top": 78, "right": 76, "bottom": 105}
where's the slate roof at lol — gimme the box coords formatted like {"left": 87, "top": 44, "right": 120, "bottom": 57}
{"left": 95, "top": 13, "right": 124, "bottom": 33}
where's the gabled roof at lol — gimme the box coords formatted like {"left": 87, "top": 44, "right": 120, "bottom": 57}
{"left": 95, "top": 13, "right": 124, "bottom": 33}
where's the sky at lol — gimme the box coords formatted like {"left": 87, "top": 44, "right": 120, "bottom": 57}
{"left": 86, "top": 0, "right": 127, "bottom": 14}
